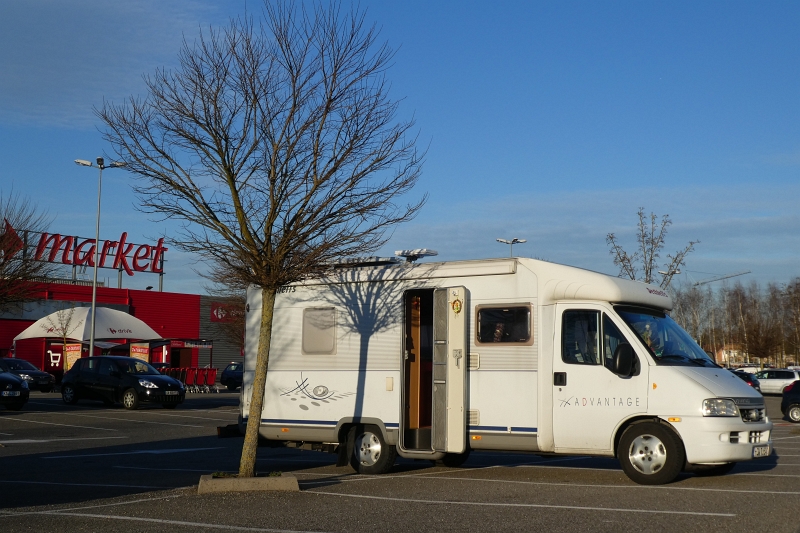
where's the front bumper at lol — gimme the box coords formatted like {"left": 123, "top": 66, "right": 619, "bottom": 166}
{"left": 665, "top": 415, "right": 773, "bottom": 464}
{"left": 0, "top": 389, "right": 30, "bottom": 404}
{"left": 138, "top": 389, "right": 185, "bottom": 404}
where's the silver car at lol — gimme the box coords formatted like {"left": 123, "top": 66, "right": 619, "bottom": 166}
{"left": 754, "top": 369, "right": 800, "bottom": 394}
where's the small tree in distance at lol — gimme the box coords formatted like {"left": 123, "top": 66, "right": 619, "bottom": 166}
{"left": 606, "top": 207, "right": 699, "bottom": 290}
{"left": 0, "top": 191, "right": 56, "bottom": 313}
{"left": 98, "top": 1, "right": 425, "bottom": 477}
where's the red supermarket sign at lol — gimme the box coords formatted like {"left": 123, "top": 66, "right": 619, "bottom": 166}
{"left": 4, "top": 224, "right": 168, "bottom": 277}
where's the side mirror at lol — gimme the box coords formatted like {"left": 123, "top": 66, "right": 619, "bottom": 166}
{"left": 613, "top": 343, "right": 634, "bottom": 376}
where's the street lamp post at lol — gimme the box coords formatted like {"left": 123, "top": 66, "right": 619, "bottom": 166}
{"left": 74, "top": 157, "right": 126, "bottom": 358}
{"left": 496, "top": 237, "right": 526, "bottom": 257}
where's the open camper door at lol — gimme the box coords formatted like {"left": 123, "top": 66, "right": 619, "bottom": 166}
{"left": 432, "top": 286, "right": 468, "bottom": 454}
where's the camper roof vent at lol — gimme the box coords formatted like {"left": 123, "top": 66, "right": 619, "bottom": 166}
{"left": 394, "top": 249, "right": 439, "bottom": 263}
{"left": 329, "top": 256, "right": 402, "bottom": 269}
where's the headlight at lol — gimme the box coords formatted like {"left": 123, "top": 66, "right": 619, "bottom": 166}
{"left": 703, "top": 398, "right": 739, "bottom": 417}
{"left": 19, "top": 374, "right": 33, "bottom": 381}
{"left": 138, "top": 379, "right": 158, "bottom": 389}
{"left": 20, "top": 380, "right": 29, "bottom": 389}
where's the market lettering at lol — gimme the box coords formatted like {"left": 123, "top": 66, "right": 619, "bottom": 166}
{"left": 33, "top": 231, "right": 168, "bottom": 276}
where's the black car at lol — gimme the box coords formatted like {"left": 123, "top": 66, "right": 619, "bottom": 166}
{"left": 0, "top": 358, "right": 56, "bottom": 392}
{"left": 732, "top": 369, "right": 761, "bottom": 393}
{"left": 0, "top": 366, "right": 30, "bottom": 410}
{"left": 61, "top": 356, "right": 185, "bottom": 410}
{"left": 220, "top": 362, "right": 243, "bottom": 391}
{"left": 781, "top": 380, "right": 800, "bottom": 423}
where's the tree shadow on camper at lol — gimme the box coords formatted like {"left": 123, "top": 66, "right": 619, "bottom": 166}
{"left": 324, "top": 264, "right": 412, "bottom": 418}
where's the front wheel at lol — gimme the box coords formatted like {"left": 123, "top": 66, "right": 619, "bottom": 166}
{"left": 787, "top": 404, "right": 800, "bottom": 423}
{"left": 122, "top": 388, "right": 139, "bottom": 410}
{"left": 349, "top": 425, "right": 397, "bottom": 475}
{"left": 618, "top": 422, "right": 684, "bottom": 485}
{"left": 61, "top": 384, "right": 78, "bottom": 405}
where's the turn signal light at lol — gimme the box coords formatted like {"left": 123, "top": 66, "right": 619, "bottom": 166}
{"left": 281, "top": 428, "right": 290, "bottom": 433}
{"left": 471, "top": 435, "right": 482, "bottom": 440}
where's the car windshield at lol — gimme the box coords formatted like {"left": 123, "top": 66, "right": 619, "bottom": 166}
{"left": 616, "top": 306, "right": 718, "bottom": 368}
{"left": 4, "top": 359, "right": 38, "bottom": 371}
{"left": 115, "top": 359, "right": 159, "bottom": 375}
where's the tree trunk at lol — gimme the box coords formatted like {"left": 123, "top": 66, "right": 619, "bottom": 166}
{"left": 239, "top": 287, "right": 276, "bottom": 477}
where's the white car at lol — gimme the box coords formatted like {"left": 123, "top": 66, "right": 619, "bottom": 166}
{"left": 754, "top": 369, "right": 800, "bottom": 394}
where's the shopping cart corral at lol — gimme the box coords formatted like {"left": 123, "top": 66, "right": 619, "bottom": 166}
{"left": 161, "top": 367, "right": 219, "bottom": 393}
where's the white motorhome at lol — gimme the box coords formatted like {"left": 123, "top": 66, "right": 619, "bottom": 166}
{"left": 240, "top": 257, "right": 772, "bottom": 484}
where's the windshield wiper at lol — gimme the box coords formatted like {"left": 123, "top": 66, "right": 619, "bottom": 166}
{"left": 659, "top": 354, "right": 713, "bottom": 366}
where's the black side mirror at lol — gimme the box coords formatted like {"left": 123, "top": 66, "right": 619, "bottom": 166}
{"left": 613, "top": 343, "right": 634, "bottom": 376}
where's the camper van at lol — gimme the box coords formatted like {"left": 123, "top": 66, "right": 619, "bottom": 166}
{"left": 240, "top": 257, "right": 772, "bottom": 485}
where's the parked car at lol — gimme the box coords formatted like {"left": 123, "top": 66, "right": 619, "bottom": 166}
{"left": 0, "top": 358, "right": 56, "bottom": 392}
{"left": 732, "top": 369, "right": 761, "bottom": 392}
{"left": 220, "top": 362, "right": 243, "bottom": 391}
{"left": 753, "top": 369, "right": 800, "bottom": 395}
{"left": 61, "top": 356, "right": 185, "bottom": 409}
{"left": 781, "top": 380, "right": 800, "bottom": 422}
{"left": 0, "top": 366, "right": 29, "bottom": 410}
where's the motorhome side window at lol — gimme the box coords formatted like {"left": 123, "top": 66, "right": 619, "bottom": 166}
{"left": 562, "top": 310, "right": 600, "bottom": 364}
{"left": 302, "top": 308, "right": 337, "bottom": 355}
{"left": 476, "top": 305, "right": 531, "bottom": 344}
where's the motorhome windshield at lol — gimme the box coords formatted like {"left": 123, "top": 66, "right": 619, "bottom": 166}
{"left": 616, "top": 307, "right": 718, "bottom": 368}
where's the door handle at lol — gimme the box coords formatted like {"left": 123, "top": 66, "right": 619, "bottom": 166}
{"left": 553, "top": 372, "right": 567, "bottom": 386}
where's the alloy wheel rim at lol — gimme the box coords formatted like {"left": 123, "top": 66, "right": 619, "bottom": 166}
{"left": 355, "top": 432, "right": 382, "bottom": 466}
{"left": 628, "top": 434, "right": 667, "bottom": 475}
{"left": 123, "top": 391, "right": 135, "bottom": 408}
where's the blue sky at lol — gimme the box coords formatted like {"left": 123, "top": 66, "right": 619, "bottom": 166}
{"left": 1, "top": 1, "right": 798, "bottom": 294}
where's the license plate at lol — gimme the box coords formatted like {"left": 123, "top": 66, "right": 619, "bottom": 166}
{"left": 1, "top": 391, "right": 20, "bottom": 397}
{"left": 165, "top": 390, "right": 179, "bottom": 396}
{"left": 753, "top": 445, "right": 770, "bottom": 458}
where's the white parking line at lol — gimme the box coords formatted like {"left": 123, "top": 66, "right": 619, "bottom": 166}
{"left": 385, "top": 474, "right": 800, "bottom": 495}
{"left": 0, "top": 418, "right": 117, "bottom": 431}
{"left": 0, "top": 436, "right": 128, "bottom": 444}
{"left": 43, "top": 447, "right": 224, "bottom": 459}
{"left": 308, "top": 491, "right": 735, "bottom": 517}
{"left": 114, "top": 466, "right": 234, "bottom": 473}
{"left": 0, "top": 480, "right": 163, "bottom": 489}
{"left": 53, "top": 412, "right": 204, "bottom": 428}
{"left": 33, "top": 513, "right": 325, "bottom": 533}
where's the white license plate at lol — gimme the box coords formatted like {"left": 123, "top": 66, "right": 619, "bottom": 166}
{"left": 1, "top": 391, "right": 20, "bottom": 397}
{"left": 165, "top": 390, "right": 179, "bottom": 396}
{"left": 753, "top": 445, "right": 770, "bottom": 458}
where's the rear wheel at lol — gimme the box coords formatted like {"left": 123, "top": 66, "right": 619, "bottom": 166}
{"left": 787, "top": 404, "right": 800, "bottom": 423}
{"left": 61, "top": 384, "right": 78, "bottom": 405}
{"left": 349, "top": 425, "right": 397, "bottom": 475}
{"left": 122, "top": 388, "right": 139, "bottom": 410}
{"left": 618, "top": 422, "right": 684, "bottom": 485}
{"left": 438, "top": 450, "right": 471, "bottom": 468}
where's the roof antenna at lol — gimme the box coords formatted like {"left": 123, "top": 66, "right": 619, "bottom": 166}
{"left": 394, "top": 249, "right": 438, "bottom": 263}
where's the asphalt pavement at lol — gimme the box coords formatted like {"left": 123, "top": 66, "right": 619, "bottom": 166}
{"left": 1, "top": 391, "right": 799, "bottom": 533}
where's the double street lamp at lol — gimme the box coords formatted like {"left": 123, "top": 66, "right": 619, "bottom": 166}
{"left": 74, "top": 157, "right": 126, "bottom": 358}
{"left": 496, "top": 237, "right": 526, "bottom": 257}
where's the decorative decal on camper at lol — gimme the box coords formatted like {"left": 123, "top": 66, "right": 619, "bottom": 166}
{"left": 451, "top": 298, "right": 463, "bottom": 315}
{"left": 558, "top": 396, "right": 641, "bottom": 408}
{"left": 280, "top": 372, "right": 356, "bottom": 411}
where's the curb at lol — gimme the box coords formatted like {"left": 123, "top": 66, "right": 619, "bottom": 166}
{"left": 197, "top": 473, "right": 300, "bottom": 494}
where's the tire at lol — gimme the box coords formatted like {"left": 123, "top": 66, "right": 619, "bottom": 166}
{"left": 438, "top": 450, "right": 471, "bottom": 468}
{"left": 787, "top": 404, "right": 800, "bottom": 423}
{"left": 61, "top": 384, "right": 78, "bottom": 405}
{"left": 122, "top": 388, "right": 140, "bottom": 410}
{"left": 349, "top": 425, "right": 397, "bottom": 475}
{"left": 226, "top": 385, "right": 238, "bottom": 391}
{"left": 163, "top": 403, "right": 177, "bottom": 409}
{"left": 618, "top": 422, "right": 684, "bottom": 485}
{"left": 685, "top": 462, "right": 737, "bottom": 477}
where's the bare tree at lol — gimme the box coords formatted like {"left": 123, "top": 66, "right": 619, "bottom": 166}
{"left": 0, "top": 191, "right": 56, "bottom": 313}
{"left": 606, "top": 207, "right": 698, "bottom": 289}
{"left": 97, "top": 1, "right": 425, "bottom": 477}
